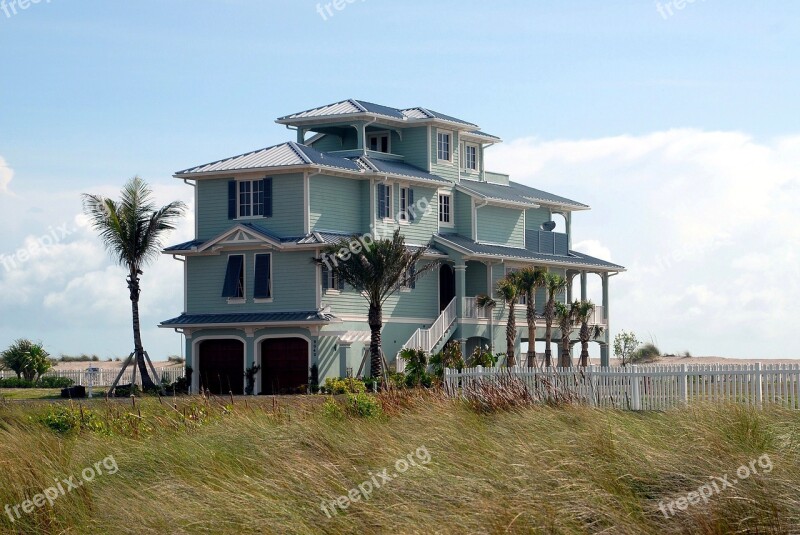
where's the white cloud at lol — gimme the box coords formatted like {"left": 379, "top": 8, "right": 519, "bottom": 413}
{"left": 0, "top": 156, "right": 13, "bottom": 194}
{"left": 488, "top": 129, "right": 800, "bottom": 358}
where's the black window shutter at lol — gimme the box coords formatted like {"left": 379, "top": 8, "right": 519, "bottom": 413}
{"left": 263, "top": 178, "right": 273, "bottom": 217}
{"left": 254, "top": 254, "right": 271, "bottom": 298}
{"left": 408, "top": 188, "right": 415, "bottom": 221}
{"left": 228, "top": 180, "right": 237, "bottom": 219}
{"left": 221, "top": 255, "right": 244, "bottom": 297}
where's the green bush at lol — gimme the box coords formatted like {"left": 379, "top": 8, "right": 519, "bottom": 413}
{"left": 321, "top": 377, "right": 366, "bottom": 395}
{"left": 0, "top": 376, "right": 74, "bottom": 388}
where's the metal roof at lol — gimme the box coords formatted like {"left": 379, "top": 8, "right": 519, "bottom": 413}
{"left": 433, "top": 233, "right": 624, "bottom": 270}
{"left": 160, "top": 311, "right": 335, "bottom": 327}
{"left": 277, "top": 99, "right": 478, "bottom": 128}
{"left": 457, "top": 178, "right": 589, "bottom": 210}
{"left": 358, "top": 157, "right": 449, "bottom": 183}
{"left": 176, "top": 142, "right": 362, "bottom": 176}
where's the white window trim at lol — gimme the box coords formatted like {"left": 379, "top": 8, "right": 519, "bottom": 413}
{"left": 438, "top": 192, "right": 454, "bottom": 228}
{"left": 226, "top": 253, "right": 246, "bottom": 304}
{"left": 398, "top": 186, "right": 410, "bottom": 225}
{"left": 253, "top": 253, "right": 273, "bottom": 303}
{"left": 367, "top": 130, "right": 392, "bottom": 154}
{"left": 236, "top": 179, "right": 265, "bottom": 220}
{"left": 436, "top": 130, "right": 453, "bottom": 164}
{"left": 462, "top": 142, "right": 479, "bottom": 172}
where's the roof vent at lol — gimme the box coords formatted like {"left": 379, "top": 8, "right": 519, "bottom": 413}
{"left": 541, "top": 221, "right": 556, "bottom": 232}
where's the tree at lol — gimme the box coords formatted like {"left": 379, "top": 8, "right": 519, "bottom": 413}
{"left": 475, "top": 294, "right": 497, "bottom": 353}
{"left": 1, "top": 339, "right": 52, "bottom": 381}
{"left": 515, "top": 266, "right": 547, "bottom": 368}
{"left": 316, "top": 229, "right": 436, "bottom": 381}
{"left": 555, "top": 301, "right": 579, "bottom": 368}
{"left": 82, "top": 177, "right": 186, "bottom": 390}
{"left": 496, "top": 274, "right": 521, "bottom": 367}
{"left": 613, "top": 331, "right": 641, "bottom": 367}
{"left": 574, "top": 300, "right": 604, "bottom": 367}
{"left": 543, "top": 273, "right": 568, "bottom": 367}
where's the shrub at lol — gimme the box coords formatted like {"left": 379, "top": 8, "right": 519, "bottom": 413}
{"left": 1, "top": 339, "right": 52, "bottom": 381}
{"left": 321, "top": 377, "right": 366, "bottom": 395}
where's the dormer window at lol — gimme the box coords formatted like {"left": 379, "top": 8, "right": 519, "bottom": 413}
{"left": 368, "top": 132, "right": 390, "bottom": 153}
{"left": 437, "top": 131, "right": 452, "bottom": 162}
{"left": 463, "top": 143, "right": 478, "bottom": 171}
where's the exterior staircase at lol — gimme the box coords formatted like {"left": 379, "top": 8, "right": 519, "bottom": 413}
{"left": 396, "top": 297, "right": 457, "bottom": 373}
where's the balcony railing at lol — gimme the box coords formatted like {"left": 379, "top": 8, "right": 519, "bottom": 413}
{"left": 464, "top": 297, "right": 489, "bottom": 319}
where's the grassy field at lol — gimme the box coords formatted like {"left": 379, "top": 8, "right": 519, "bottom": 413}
{"left": 0, "top": 392, "right": 798, "bottom": 534}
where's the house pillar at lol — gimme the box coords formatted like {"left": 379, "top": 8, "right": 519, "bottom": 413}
{"left": 580, "top": 271, "right": 588, "bottom": 301}
{"left": 454, "top": 262, "right": 466, "bottom": 319}
{"left": 602, "top": 272, "right": 610, "bottom": 367}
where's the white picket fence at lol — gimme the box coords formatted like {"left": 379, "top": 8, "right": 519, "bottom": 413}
{"left": 0, "top": 367, "right": 184, "bottom": 387}
{"left": 444, "top": 363, "right": 800, "bottom": 410}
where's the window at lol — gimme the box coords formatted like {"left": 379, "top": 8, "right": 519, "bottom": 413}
{"left": 438, "top": 193, "right": 452, "bottom": 226}
{"left": 400, "top": 264, "right": 416, "bottom": 290}
{"left": 437, "top": 131, "right": 451, "bottom": 161}
{"left": 463, "top": 143, "right": 478, "bottom": 171}
{"left": 368, "top": 132, "right": 390, "bottom": 153}
{"left": 321, "top": 264, "right": 344, "bottom": 292}
{"left": 254, "top": 254, "right": 272, "bottom": 300}
{"left": 221, "top": 254, "right": 245, "bottom": 301}
{"left": 229, "top": 178, "right": 272, "bottom": 219}
{"left": 377, "top": 183, "right": 392, "bottom": 219}
{"left": 399, "top": 187, "right": 413, "bottom": 222}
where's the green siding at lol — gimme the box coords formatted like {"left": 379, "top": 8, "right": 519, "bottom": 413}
{"left": 197, "top": 174, "right": 305, "bottom": 240}
{"left": 310, "top": 174, "right": 364, "bottom": 233}
{"left": 476, "top": 205, "right": 525, "bottom": 247}
{"left": 391, "top": 127, "right": 429, "bottom": 170}
{"left": 465, "top": 261, "right": 487, "bottom": 296}
{"left": 187, "top": 250, "right": 316, "bottom": 313}
{"left": 525, "top": 207, "right": 552, "bottom": 230}
{"left": 454, "top": 190, "right": 473, "bottom": 238}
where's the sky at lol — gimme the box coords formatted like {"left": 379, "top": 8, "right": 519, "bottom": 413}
{"left": 0, "top": 0, "right": 798, "bottom": 359}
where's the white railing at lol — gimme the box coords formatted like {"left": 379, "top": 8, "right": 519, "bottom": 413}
{"left": 443, "top": 363, "right": 800, "bottom": 411}
{"left": 397, "top": 298, "right": 458, "bottom": 372}
{"left": 464, "top": 297, "right": 489, "bottom": 319}
{"left": 0, "top": 367, "right": 184, "bottom": 387}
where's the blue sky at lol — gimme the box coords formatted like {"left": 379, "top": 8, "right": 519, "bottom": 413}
{"left": 1, "top": 1, "right": 799, "bottom": 359}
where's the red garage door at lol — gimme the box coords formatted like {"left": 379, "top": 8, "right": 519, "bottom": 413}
{"left": 261, "top": 338, "right": 309, "bottom": 395}
{"left": 198, "top": 339, "right": 244, "bottom": 395}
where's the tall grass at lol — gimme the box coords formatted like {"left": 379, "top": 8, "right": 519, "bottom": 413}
{"left": 0, "top": 393, "right": 798, "bottom": 534}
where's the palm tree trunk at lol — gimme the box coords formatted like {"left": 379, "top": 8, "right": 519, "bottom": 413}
{"left": 526, "top": 291, "right": 536, "bottom": 368}
{"left": 129, "top": 270, "right": 156, "bottom": 390}
{"left": 506, "top": 302, "right": 516, "bottom": 367}
{"left": 368, "top": 304, "right": 383, "bottom": 381}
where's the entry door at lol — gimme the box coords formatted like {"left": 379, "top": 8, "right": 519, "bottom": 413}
{"left": 261, "top": 338, "right": 309, "bottom": 395}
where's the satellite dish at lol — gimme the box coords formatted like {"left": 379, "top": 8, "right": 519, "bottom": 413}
{"left": 541, "top": 221, "right": 556, "bottom": 232}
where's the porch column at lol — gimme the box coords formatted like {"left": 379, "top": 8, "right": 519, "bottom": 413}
{"left": 580, "top": 271, "right": 587, "bottom": 301}
{"left": 454, "top": 262, "right": 466, "bottom": 318}
{"left": 601, "top": 272, "right": 610, "bottom": 367}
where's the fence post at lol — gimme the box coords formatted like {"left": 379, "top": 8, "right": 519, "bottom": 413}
{"left": 679, "top": 364, "right": 688, "bottom": 405}
{"left": 754, "top": 362, "right": 763, "bottom": 409}
{"left": 630, "top": 365, "right": 641, "bottom": 411}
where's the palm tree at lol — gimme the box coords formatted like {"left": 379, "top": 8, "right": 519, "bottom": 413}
{"left": 575, "top": 300, "right": 605, "bottom": 367}
{"left": 475, "top": 293, "right": 497, "bottom": 353}
{"left": 516, "top": 266, "right": 547, "bottom": 368}
{"left": 496, "top": 274, "right": 521, "bottom": 367}
{"left": 316, "top": 229, "right": 436, "bottom": 381}
{"left": 543, "top": 273, "right": 567, "bottom": 367}
{"left": 82, "top": 177, "right": 185, "bottom": 390}
{"left": 555, "top": 300, "right": 579, "bottom": 368}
